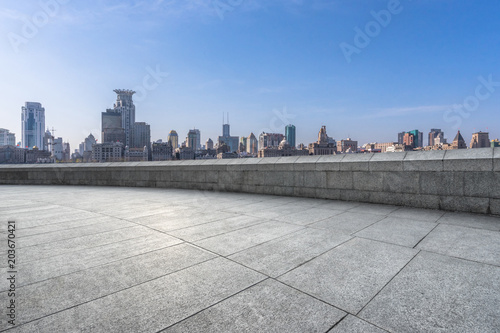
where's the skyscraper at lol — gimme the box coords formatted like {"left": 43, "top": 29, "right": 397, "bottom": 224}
{"left": 285, "top": 124, "right": 296, "bottom": 148}
{"left": 428, "top": 129, "right": 445, "bottom": 146}
{"left": 107, "top": 90, "right": 136, "bottom": 147}
{"left": 21, "top": 102, "right": 45, "bottom": 149}
{"left": 186, "top": 129, "right": 198, "bottom": 150}
{"left": 399, "top": 130, "right": 423, "bottom": 148}
{"left": 101, "top": 110, "right": 125, "bottom": 143}
{"left": 133, "top": 122, "right": 151, "bottom": 149}
{"left": 218, "top": 116, "right": 239, "bottom": 152}
{"left": 247, "top": 133, "right": 258, "bottom": 155}
{"left": 168, "top": 130, "right": 179, "bottom": 149}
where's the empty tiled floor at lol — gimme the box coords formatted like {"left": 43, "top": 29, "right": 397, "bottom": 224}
{"left": 0, "top": 185, "right": 499, "bottom": 332}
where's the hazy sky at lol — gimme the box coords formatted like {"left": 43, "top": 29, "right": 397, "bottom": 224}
{"left": 1, "top": 0, "right": 499, "bottom": 150}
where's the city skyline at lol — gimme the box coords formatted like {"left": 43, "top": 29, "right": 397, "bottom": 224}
{"left": 1, "top": 1, "right": 499, "bottom": 149}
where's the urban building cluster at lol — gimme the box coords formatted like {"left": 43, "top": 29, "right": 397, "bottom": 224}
{"left": 1, "top": 91, "right": 498, "bottom": 164}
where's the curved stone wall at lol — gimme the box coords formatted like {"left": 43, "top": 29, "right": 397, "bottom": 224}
{"left": 1, "top": 148, "right": 499, "bottom": 215}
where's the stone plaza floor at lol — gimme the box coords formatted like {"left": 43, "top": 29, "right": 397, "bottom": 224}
{"left": 0, "top": 185, "right": 499, "bottom": 332}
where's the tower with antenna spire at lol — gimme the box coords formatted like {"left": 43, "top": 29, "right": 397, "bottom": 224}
{"left": 218, "top": 112, "right": 239, "bottom": 152}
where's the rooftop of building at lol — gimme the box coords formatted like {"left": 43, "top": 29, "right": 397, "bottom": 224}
{"left": 1, "top": 185, "right": 499, "bottom": 332}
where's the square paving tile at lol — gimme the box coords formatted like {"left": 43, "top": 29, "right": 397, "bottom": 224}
{"left": 9, "top": 258, "right": 265, "bottom": 333}
{"left": 194, "top": 221, "right": 303, "bottom": 256}
{"left": 167, "top": 215, "right": 263, "bottom": 242}
{"left": 437, "top": 212, "right": 500, "bottom": 231}
{"left": 354, "top": 217, "right": 436, "bottom": 248}
{"left": 388, "top": 207, "right": 445, "bottom": 222}
{"left": 328, "top": 315, "right": 388, "bottom": 333}
{"left": 14, "top": 244, "right": 216, "bottom": 325}
{"left": 348, "top": 203, "right": 399, "bottom": 216}
{"left": 279, "top": 238, "right": 418, "bottom": 314}
{"left": 359, "top": 251, "right": 500, "bottom": 333}
{"left": 165, "top": 279, "right": 346, "bottom": 333}
{"left": 230, "top": 228, "right": 352, "bottom": 277}
{"left": 309, "top": 212, "right": 386, "bottom": 234}
{"left": 273, "top": 207, "right": 344, "bottom": 226}
{"left": 416, "top": 224, "right": 500, "bottom": 266}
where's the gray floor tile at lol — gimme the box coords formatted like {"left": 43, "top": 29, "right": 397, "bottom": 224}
{"left": 417, "top": 224, "right": 500, "bottom": 266}
{"left": 1, "top": 233, "right": 182, "bottom": 288}
{"left": 167, "top": 215, "right": 263, "bottom": 242}
{"left": 10, "top": 258, "right": 265, "bottom": 333}
{"left": 16, "top": 217, "right": 137, "bottom": 248}
{"left": 437, "top": 212, "right": 500, "bottom": 231}
{"left": 279, "top": 238, "right": 418, "bottom": 314}
{"left": 359, "top": 251, "right": 500, "bottom": 333}
{"left": 230, "top": 228, "right": 352, "bottom": 277}
{"left": 328, "top": 315, "right": 388, "bottom": 333}
{"left": 194, "top": 221, "right": 303, "bottom": 256}
{"left": 354, "top": 217, "right": 436, "bottom": 248}
{"left": 388, "top": 207, "right": 445, "bottom": 222}
{"left": 309, "top": 212, "right": 386, "bottom": 234}
{"left": 273, "top": 207, "right": 344, "bottom": 225}
{"left": 13, "top": 244, "right": 215, "bottom": 325}
{"left": 165, "top": 279, "right": 346, "bottom": 333}
{"left": 348, "top": 203, "right": 399, "bottom": 216}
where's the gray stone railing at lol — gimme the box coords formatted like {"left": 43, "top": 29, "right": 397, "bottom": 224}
{"left": 1, "top": 148, "right": 499, "bottom": 215}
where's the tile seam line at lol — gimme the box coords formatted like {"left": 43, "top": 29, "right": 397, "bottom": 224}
{"left": 412, "top": 223, "right": 440, "bottom": 249}
{"left": 0, "top": 241, "right": 188, "bottom": 293}
{"left": 356, "top": 249, "right": 421, "bottom": 317}
{"left": 14, "top": 224, "right": 142, "bottom": 250}
{"left": 136, "top": 213, "right": 261, "bottom": 233}
{"left": 165, "top": 219, "right": 269, "bottom": 243}
{"left": 155, "top": 277, "right": 270, "bottom": 332}
{"left": 416, "top": 249, "right": 500, "bottom": 268}
{"left": 272, "top": 235, "right": 354, "bottom": 280}
{"left": 0, "top": 229, "right": 177, "bottom": 269}
{"left": 195, "top": 224, "right": 307, "bottom": 257}
{"left": 0, "top": 255, "right": 220, "bottom": 332}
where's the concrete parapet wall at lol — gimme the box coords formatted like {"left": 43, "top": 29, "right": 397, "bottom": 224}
{"left": 1, "top": 148, "right": 499, "bottom": 215}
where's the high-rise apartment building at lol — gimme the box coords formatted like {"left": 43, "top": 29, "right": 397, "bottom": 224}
{"left": 21, "top": 102, "right": 45, "bottom": 149}
{"left": 470, "top": 131, "right": 490, "bottom": 148}
{"left": 285, "top": 124, "right": 296, "bottom": 148}
{"left": 0, "top": 129, "right": 16, "bottom": 146}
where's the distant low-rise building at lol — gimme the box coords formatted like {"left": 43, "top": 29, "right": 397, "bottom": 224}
{"left": 152, "top": 141, "right": 173, "bottom": 161}
{"left": 337, "top": 138, "right": 358, "bottom": 153}
{"left": 124, "top": 146, "right": 148, "bottom": 161}
{"left": 452, "top": 131, "right": 467, "bottom": 149}
{"left": 92, "top": 142, "right": 124, "bottom": 162}
{"left": 0, "top": 146, "right": 25, "bottom": 164}
{"left": 25, "top": 147, "right": 52, "bottom": 163}
{"left": 470, "top": 131, "right": 490, "bottom": 148}
{"left": 308, "top": 126, "right": 337, "bottom": 155}
{"left": 258, "top": 139, "right": 309, "bottom": 158}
